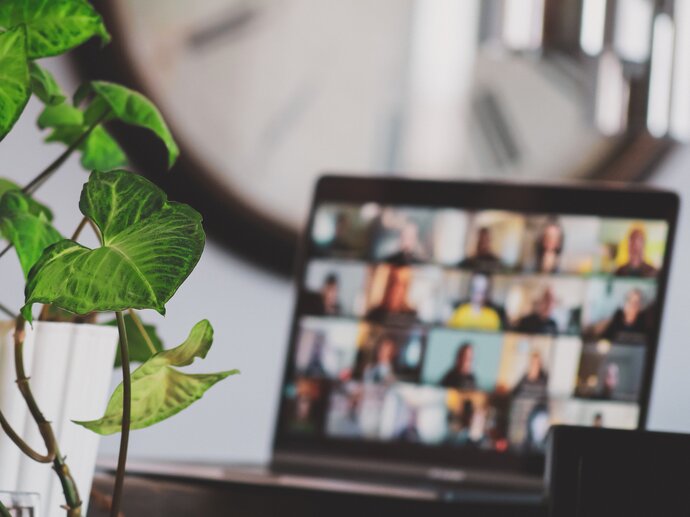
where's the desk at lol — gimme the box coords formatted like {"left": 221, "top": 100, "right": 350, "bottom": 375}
{"left": 89, "top": 472, "right": 547, "bottom": 517}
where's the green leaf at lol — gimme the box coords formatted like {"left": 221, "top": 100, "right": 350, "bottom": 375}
{"left": 0, "top": 179, "right": 53, "bottom": 220}
{"left": 0, "top": 190, "right": 62, "bottom": 277}
{"left": 75, "top": 81, "right": 179, "bottom": 168}
{"left": 0, "top": 27, "right": 30, "bottom": 141}
{"left": 22, "top": 170, "right": 205, "bottom": 322}
{"left": 42, "top": 114, "right": 127, "bottom": 171}
{"left": 105, "top": 313, "right": 164, "bottom": 367}
{"left": 29, "top": 62, "right": 65, "bottom": 105}
{"left": 0, "top": 178, "right": 20, "bottom": 199}
{"left": 79, "top": 125, "right": 127, "bottom": 170}
{"left": 37, "top": 102, "right": 83, "bottom": 129}
{"left": 75, "top": 320, "right": 238, "bottom": 435}
{"left": 0, "top": 0, "right": 110, "bottom": 59}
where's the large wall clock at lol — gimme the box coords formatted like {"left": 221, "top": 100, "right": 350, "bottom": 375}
{"left": 76, "top": 0, "right": 673, "bottom": 276}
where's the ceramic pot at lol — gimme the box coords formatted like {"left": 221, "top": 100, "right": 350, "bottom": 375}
{"left": 0, "top": 320, "right": 118, "bottom": 517}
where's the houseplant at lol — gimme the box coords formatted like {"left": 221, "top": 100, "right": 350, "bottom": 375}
{"left": 0, "top": 1, "right": 237, "bottom": 516}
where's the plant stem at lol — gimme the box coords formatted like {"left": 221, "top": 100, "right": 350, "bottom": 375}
{"left": 0, "top": 500, "right": 10, "bottom": 517}
{"left": 111, "top": 311, "right": 132, "bottom": 517}
{"left": 0, "top": 302, "right": 17, "bottom": 319}
{"left": 0, "top": 409, "right": 54, "bottom": 463}
{"left": 12, "top": 317, "right": 82, "bottom": 515}
{"left": 53, "top": 447, "right": 83, "bottom": 517}
{"left": 0, "top": 318, "right": 57, "bottom": 463}
{"left": 22, "top": 116, "right": 104, "bottom": 196}
{"left": 127, "top": 309, "right": 157, "bottom": 355}
{"left": 70, "top": 216, "right": 89, "bottom": 241}
{"left": 0, "top": 243, "right": 11, "bottom": 261}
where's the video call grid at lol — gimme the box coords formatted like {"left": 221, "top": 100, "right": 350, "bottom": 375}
{"left": 281, "top": 204, "right": 669, "bottom": 455}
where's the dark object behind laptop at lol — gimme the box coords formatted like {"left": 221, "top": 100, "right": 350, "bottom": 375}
{"left": 546, "top": 425, "right": 690, "bottom": 517}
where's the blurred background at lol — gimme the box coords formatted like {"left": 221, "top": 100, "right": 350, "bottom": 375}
{"left": 3, "top": 0, "right": 690, "bottom": 464}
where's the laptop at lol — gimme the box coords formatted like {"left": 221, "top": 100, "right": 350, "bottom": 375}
{"left": 270, "top": 175, "right": 679, "bottom": 499}
{"left": 118, "top": 175, "right": 679, "bottom": 503}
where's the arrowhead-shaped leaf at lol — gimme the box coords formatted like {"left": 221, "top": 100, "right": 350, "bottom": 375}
{"left": 79, "top": 125, "right": 127, "bottom": 170}
{"left": 0, "top": 0, "right": 110, "bottom": 58}
{"left": 22, "top": 170, "right": 205, "bottom": 322}
{"left": 0, "top": 190, "right": 62, "bottom": 277}
{"left": 42, "top": 112, "right": 127, "bottom": 171}
{"left": 38, "top": 103, "right": 83, "bottom": 128}
{"left": 0, "top": 27, "right": 30, "bottom": 140}
{"left": 105, "top": 314, "right": 164, "bottom": 367}
{"left": 29, "top": 62, "right": 65, "bottom": 105}
{"left": 76, "top": 320, "right": 238, "bottom": 435}
{"left": 75, "top": 81, "right": 179, "bottom": 168}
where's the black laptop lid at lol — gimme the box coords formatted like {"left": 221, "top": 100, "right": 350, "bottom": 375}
{"left": 273, "top": 175, "right": 679, "bottom": 476}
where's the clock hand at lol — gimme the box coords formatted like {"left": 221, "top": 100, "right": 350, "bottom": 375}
{"left": 187, "top": 4, "right": 259, "bottom": 51}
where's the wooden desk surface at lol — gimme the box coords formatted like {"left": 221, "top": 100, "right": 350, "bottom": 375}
{"left": 89, "top": 471, "right": 547, "bottom": 517}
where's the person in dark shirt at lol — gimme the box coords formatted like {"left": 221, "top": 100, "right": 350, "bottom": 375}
{"left": 534, "top": 218, "right": 564, "bottom": 273}
{"left": 598, "top": 362, "right": 620, "bottom": 400}
{"left": 615, "top": 228, "right": 658, "bottom": 277}
{"left": 396, "top": 410, "right": 421, "bottom": 442}
{"left": 328, "top": 213, "right": 355, "bottom": 253}
{"left": 459, "top": 227, "right": 503, "bottom": 272}
{"left": 513, "top": 352, "right": 548, "bottom": 398}
{"left": 441, "top": 343, "right": 478, "bottom": 390}
{"left": 515, "top": 286, "right": 559, "bottom": 335}
{"left": 383, "top": 221, "right": 424, "bottom": 265}
{"left": 302, "top": 273, "right": 342, "bottom": 316}
{"left": 602, "top": 288, "right": 648, "bottom": 340}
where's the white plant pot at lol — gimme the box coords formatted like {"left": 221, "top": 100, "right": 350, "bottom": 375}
{"left": 0, "top": 320, "right": 118, "bottom": 517}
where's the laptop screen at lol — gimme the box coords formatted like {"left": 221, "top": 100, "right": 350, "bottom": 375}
{"left": 274, "top": 177, "right": 677, "bottom": 473}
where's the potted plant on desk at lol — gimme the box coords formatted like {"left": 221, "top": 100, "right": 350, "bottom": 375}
{"left": 0, "top": 2, "right": 238, "bottom": 516}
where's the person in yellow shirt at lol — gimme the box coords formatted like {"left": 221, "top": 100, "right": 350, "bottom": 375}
{"left": 447, "top": 273, "right": 503, "bottom": 331}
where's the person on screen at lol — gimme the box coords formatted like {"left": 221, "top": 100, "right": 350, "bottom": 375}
{"left": 515, "top": 286, "right": 559, "bottom": 335}
{"left": 447, "top": 273, "right": 503, "bottom": 331}
{"left": 459, "top": 227, "right": 503, "bottom": 272}
{"left": 602, "top": 288, "right": 649, "bottom": 340}
{"left": 534, "top": 218, "right": 564, "bottom": 273}
{"left": 304, "top": 334, "right": 328, "bottom": 378}
{"left": 523, "top": 402, "right": 550, "bottom": 453}
{"left": 366, "top": 266, "right": 418, "bottom": 324}
{"left": 513, "top": 351, "right": 548, "bottom": 398}
{"left": 446, "top": 400, "right": 475, "bottom": 446}
{"left": 441, "top": 343, "right": 478, "bottom": 390}
{"left": 383, "top": 221, "right": 424, "bottom": 265}
{"left": 331, "top": 389, "right": 362, "bottom": 437}
{"left": 396, "top": 410, "right": 421, "bottom": 442}
{"left": 292, "top": 391, "right": 319, "bottom": 434}
{"left": 302, "top": 273, "right": 342, "bottom": 316}
{"left": 615, "top": 227, "right": 658, "bottom": 277}
{"left": 598, "top": 362, "right": 620, "bottom": 400}
{"left": 593, "top": 412, "right": 604, "bottom": 428}
{"left": 327, "top": 212, "right": 355, "bottom": 254}
{"left": 362, "top": 335, "right": 398, "bottom": 384}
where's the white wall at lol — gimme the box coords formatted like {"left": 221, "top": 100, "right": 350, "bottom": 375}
{"left": 3, "top": 57, "right": 690, "bottom": 467}
{"left": 647, "top": 147, "right": 690, "bottom": 432}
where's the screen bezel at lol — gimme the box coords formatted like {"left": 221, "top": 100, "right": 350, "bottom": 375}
{"left": 272, "top": 174, "right": 680, "bottom": 476}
